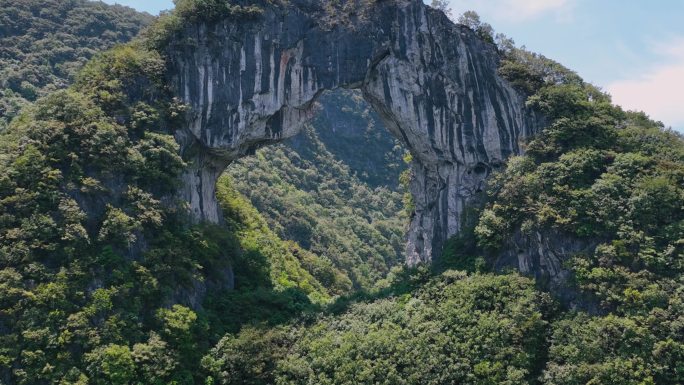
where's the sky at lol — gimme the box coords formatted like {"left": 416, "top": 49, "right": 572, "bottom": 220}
{"left": 102, "top": 0, "right": 684, "bottom": 131}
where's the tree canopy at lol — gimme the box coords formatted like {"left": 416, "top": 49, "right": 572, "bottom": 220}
{"left": 0, "top": 0, "right": 153, "bottom": 130}
{"left": 0, "top": 3, "right": 682, "bottom": 385}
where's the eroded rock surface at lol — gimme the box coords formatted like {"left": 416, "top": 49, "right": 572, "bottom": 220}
{"left": 494, "top": 229, "right": 598, "bottom": 307}
{"left": 167, "top": 0, "right": 540, "bottom": 264}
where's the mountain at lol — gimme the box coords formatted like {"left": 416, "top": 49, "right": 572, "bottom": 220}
{"left": 164, "top": 0, "right": 540, "bottom": 265}
{"left": 0, "top": 0, "right": 154, "bottom": 129}
{"left": 0, "top": 1, "right": 407, "bottom": 383}
{"left": 0, "top": 0, "right": 682, "bottom": 384}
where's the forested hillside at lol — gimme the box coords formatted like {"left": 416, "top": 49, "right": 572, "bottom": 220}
{"left": 0, "top": 1, "right": 407, "bottom": 383}
{"left": 0, "top": 1, "right": 682, "bottom": 385}
{"left": 227, "top": 91, "right": 407, "bottom": 290}
{"left": 207, "top": 30, "right": 684, "bottom": 384}
{"left": 0, "top": 0, "right": 153, "bottom": 129}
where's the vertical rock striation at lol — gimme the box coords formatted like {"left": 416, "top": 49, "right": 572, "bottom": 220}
{"left": 495, "top": 229, "right": 597, "bottom": 306}
{"left": 167, "top": 0, "right": 540, "bottom": 264}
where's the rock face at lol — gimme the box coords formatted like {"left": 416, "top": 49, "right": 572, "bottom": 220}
{"left": 289, "top": 89, "right": 405, "bottom": 190}
{"left": 167, "top": 0, "right": 540, "bottom": 264}
{"left": 494, "top": 229, "right": 597, "bottom": 307}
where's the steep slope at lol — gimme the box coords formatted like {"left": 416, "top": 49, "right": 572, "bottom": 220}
{"left": 0, "top": 38, "right": 348, "bottom": 385}
{"left": 200, "top": 43, "right": 684, "bottom": 385}
{"left": 165, "top": 0, "right": 541, "bottom": 264}
{"left": 227, "top": 90, "right": 407, "bottom": 290}
{"left": 0, "top": 0, "right": 682, "bottom": 384}
{"left": 460, "top": 48, "right": 684, "bottom": 306}
{"left": 0, "top": 0, "right": 153, "bottom": 129}
{"left": 0, "top": 2, "right": 341, "bottom": 383}
{"left": 0, "top": 1, "right": 408, "bottom": 383}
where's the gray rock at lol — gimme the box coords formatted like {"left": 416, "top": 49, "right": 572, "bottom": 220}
{"left": 494, "top": 229, "right": 598, "bottom": 308}
{"left": 166, "top": 0, "right": 540, "bottom": 264}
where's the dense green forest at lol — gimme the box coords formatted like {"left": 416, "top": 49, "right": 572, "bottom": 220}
{"left": 211, "top": 50, "right": 684, "bottom": 382}
{"left": 0, "top": 1, "right": 406, "bottom": 383}
{"left": 0, "top": 0, "right": 153, "bottom": 130}
{"left": 0, "top": 1, "right": 682, "bottom": 384}
{"left": 227, "top": 97, "right": 407, "bottom": 289}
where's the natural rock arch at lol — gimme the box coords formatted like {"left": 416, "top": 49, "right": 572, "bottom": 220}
{"left": 167, "top": 0, "right": 539, "bottom": 264}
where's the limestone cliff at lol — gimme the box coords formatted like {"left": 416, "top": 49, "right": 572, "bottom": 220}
{"left": 494, "top": 229, "right": 598, "bottom": 307}
{"left": 167, "top": 0, "right": 540, "bottom": 264}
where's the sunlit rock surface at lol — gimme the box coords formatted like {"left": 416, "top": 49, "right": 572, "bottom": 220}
{"left": 167, "top": 0, "right": 540, "bottom": 264}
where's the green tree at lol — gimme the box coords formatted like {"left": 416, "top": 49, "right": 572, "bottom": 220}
{"left": 86, "top": 344, "right": 136, "bottom": 385}
{"left": 458, "top": 11, "right": 494, "bottom": 43}
{"left": 430, "top": 0, "right": 453, "bottom": 18}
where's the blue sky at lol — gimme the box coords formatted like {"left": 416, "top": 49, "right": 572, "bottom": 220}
{"left": 102, "top": 0, "right": 684, "bottom": 131}
{"left": 102, "top": 0, "right": 174, "bottom": 14}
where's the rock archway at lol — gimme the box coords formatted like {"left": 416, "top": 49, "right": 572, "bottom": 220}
{"left": 167, "top": 0, "right": 539, "bottom": 264}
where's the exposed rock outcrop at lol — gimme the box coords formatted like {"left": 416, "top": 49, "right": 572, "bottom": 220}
{"left": 494, "top": 229, "right": 598, "bottom": 307}
{"left": 167, "top": 0, "right": 540, "bottom": 264}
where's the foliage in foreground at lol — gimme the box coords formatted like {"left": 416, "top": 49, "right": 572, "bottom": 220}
{"left": 0, "top": 29, "right": 335, "bottom": 385}
{"left": 204, "top": 270, "right": 550, "bottom": 385}
{"left": 1, "top": 3, "right": 683, "bottom": 385}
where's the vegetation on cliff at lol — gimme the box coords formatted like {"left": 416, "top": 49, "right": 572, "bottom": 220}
{"left": 0, "top": 1, "right": 405, "bottom": 383}
{"left": 227, "top": 115, "right": 407, "bottom": 290}
{"left": 0, "top": 0, "right": 153, "bottom": 130}
{"left": 0, "top": 1, "right": 682, "bottom": 385}
{"left": 480, "top": 46, "right": 684, "bottom": 385}
{"left": 442, "top": 15, "right": 684, "bottom": 384}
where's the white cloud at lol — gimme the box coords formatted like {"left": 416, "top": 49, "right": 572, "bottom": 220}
{"left": 607, "top": 37, "right": 684, "bottom": 130}
{"left": 447, "top": 0, "right": 573, "bottom": 22}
